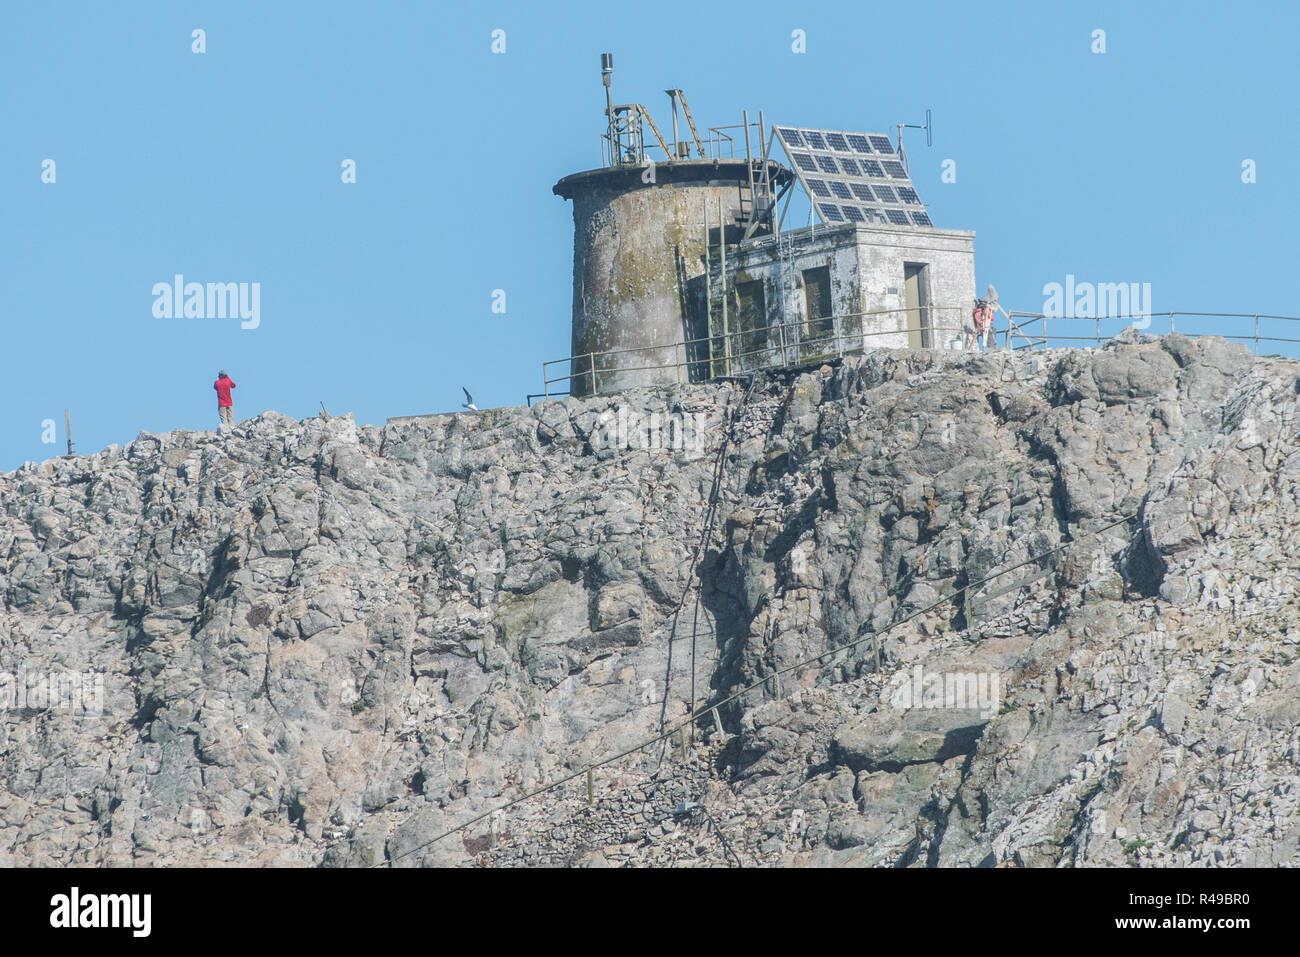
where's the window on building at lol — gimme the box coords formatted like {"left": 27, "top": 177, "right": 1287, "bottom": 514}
{"left": 802, "top": 266, "right": 833, "bottom": 342}
{"left": 734, "top": 280, "right": 767, "bottom": 358}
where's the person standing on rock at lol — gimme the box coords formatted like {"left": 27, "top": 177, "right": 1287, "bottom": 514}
{"left": 966, "top": 299, "right": 993, "bottom": 351}
{"left": 214, "top": 370, "right": 237, "bottom": 433}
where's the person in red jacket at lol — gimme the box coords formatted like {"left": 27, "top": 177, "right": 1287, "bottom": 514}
{"left": 214, "top": 371, "right": 236, "bottom": 431}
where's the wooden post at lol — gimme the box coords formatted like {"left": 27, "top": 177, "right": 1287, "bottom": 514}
{"left": 586, "top": 767, "right": 594, "bottom": 805}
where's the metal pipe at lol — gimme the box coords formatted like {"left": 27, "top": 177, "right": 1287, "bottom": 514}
{"left": 742, "top": 110, "right": 756, "bottom": 223}
{"left": 601, "top": 53, "right": 615, "bottom": 167}
{"left": 704, "top": 205, "right": 712, "bottom": 376}
{"left": 667, "top": 90, "right": 680, "bottom": 159}
{"left": 776, "top": 288, "right": 788, "bottom": 367}
{"left": 719, "top": 198, "right": 730, "bottom": 374}
{"left": 758, "top": 111, "right": 770, "bottom": 229}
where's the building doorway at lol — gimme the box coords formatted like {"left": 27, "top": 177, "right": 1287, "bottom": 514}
{"left": 903, "top": 263, "right": 931, "bottom": 348}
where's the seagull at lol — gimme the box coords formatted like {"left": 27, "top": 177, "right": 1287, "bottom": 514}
{"left": 461, "top": 387, "right": 478, "bottom": 412}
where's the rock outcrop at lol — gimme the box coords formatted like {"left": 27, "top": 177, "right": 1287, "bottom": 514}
{"left": 2, "top": 334, "right": 1298, "bottom": 867}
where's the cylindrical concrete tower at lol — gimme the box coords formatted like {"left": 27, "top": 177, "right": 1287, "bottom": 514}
{"left": 554, "top": 158, "right": 790, "bottom": 397}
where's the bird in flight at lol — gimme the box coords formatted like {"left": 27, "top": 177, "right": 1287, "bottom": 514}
{"left": 462, "top": 387, "right": 478, "bottom": 412}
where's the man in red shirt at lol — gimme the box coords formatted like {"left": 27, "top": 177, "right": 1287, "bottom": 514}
{"left": 214, "top": 371, "right": 236, "bottom": 431}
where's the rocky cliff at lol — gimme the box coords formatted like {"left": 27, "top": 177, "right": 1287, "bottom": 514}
{"left": 3, "top": 332, "right": 1298, "bottom": 867}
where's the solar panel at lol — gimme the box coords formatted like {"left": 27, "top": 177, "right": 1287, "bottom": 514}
{"left": 792, "top": 152, "right": 817, "bottom": 172}
{"left": 773, "top": 126, "right": 932, "bottom": 228}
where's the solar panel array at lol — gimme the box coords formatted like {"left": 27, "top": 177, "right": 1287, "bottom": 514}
{"left": 775, "top": 126, "right": 933, "bottom": 228}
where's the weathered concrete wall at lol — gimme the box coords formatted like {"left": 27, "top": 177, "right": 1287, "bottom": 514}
{"left": 726, "top": 225, "right": 863, "bottom": 373}
{"left": 854, "top": 224, "right": 976, "bottom": 348}
{"left": 555, "top": 161, "right": 788, "bottom": 397}
{"left": 717, "top": 222, "right": 977, "bottom": 371}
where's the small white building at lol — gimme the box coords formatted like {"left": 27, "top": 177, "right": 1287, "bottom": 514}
{"left": 700, "top": 219, "right": 977, "bottom": 378}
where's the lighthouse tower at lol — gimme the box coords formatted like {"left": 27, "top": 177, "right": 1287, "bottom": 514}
{"left": 553, "top": 55, "right": 791, "bottom": 396}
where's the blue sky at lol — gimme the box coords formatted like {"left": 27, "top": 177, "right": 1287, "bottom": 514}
{"left": 2, "top": 0, "right": 1297, "bottom": 469}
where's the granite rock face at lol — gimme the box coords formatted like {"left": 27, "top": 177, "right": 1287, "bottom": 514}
{"left": 2, "top": 335, "right": 1297, "bottom": 867}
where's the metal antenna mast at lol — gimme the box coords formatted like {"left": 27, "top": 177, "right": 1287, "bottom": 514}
{"left": 896, "top": 108, "right": 932, "bottom": 173}
{"left": 602, "top": 53, "right": 616, "bottom": 166}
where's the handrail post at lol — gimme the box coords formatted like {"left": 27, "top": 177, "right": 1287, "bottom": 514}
{"left": 777, "top": 305, "right": 788, "bottom": 367}
{"left": 1255, "top": 314, "right": 1260, "bottom": 354}
{"left": 704, "top": 205, "right": 712, "bottom": 378}
{"left": 718, "top": 199, "right": 730, "bottom": 376}
{"left": 1096, "top": 315, "right": 1101, "bottom": 346}
{"left": 1169, "top": 310, "right": 1175, "bottom": 335}
{"left": 589, "top": 353, "right": 596, "bottom": 396}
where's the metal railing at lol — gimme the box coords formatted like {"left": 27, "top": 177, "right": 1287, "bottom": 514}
{"left": 544, "top": 304, "right": 975, "bottom": 397}
{"left": 541, "top": 307, "right": 1300, "bottom": 399}
{"left": 1005, "top": 311, "right": 1300, "bottom": 355}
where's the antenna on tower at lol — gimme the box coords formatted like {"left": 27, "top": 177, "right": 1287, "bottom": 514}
{"left": 601, "top": 53, "right": 616, "bottom": 166}
{"left": 896, "top": 108, "right": 932, "bottom": 173}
